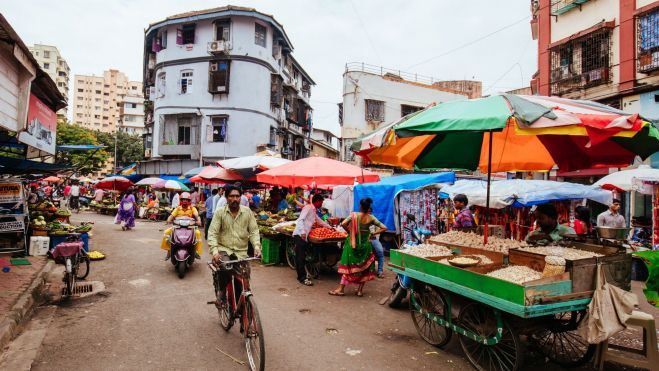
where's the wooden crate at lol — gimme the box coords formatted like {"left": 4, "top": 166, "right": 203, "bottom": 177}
{"left": 508, "top": 243, "right": 631, "bottom": 293}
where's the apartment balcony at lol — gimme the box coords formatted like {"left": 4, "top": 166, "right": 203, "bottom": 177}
{"left": 551, "top": 0, "right": 589, "bottom": 16}
{"left": 159, "top": 143, "right": 201, "bottom": 159}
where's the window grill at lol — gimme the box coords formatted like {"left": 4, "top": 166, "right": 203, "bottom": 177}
{"left": 549, "top": 29, "right": 611, "bottom": 95}
{"left": 637, "top": 9, "right": 659, "bottom": 74}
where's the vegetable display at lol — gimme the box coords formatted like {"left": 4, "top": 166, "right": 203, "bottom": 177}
{"left": 309, "top": 228, "right": 347, "bottom": 240}
{"left": 430, "top": 231, "right": 528, "bottom": 254}
{"left": 485, "top": 266, "right": 542, "bottom": 284}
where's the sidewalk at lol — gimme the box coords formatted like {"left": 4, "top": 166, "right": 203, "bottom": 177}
{"left": 0, "top": 255, "right": 53, "bottom": 352}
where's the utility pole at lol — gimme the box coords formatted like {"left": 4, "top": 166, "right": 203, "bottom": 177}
{"left": 114, "top": 129, "right": 118, "bottom": 173}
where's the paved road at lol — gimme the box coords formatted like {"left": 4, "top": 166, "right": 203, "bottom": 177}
{"left": 14, "top": 213, "right": 471, "bottom": 371}
{"left": 4, "top": 212, "right": 654, "bottom": 370}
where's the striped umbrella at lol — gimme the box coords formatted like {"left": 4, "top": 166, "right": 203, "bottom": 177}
{"left": 152, "top": 179, "right": 190, "bottom": 191}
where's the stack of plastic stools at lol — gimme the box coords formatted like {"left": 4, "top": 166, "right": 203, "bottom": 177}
{"left": 594, "top": 310, "right": 658, "bottom": 371}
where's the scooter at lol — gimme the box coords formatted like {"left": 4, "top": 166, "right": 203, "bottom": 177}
{"left": 169, "top": 216, "right": 198, "bottom": 279}
{"left": 387, "top": 214, "right": 432, "bottom": 308}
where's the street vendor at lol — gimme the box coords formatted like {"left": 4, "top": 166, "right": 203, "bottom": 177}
{"left": 526, "top": 204, "right": 576, "bottom": 244}
{"left": 161, "top": 192, "right": 203, "bottom": 260}
{"left": 597, "top": 199, "right": 626, "bottom": 228}
{"left": 292, "top": 194, "right": 332, "bottom": 286}
{"left": 452, "top": 194, "right": 475, "bottom": 229}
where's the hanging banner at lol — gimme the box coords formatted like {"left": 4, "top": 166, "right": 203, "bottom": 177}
{"left": 18, "top": 93, "right": 57, "bottom": 155}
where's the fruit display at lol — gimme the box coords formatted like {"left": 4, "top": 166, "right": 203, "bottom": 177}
{"left": 486, "top": 266, "right": 542, "bottom": 284}
{"left": 309, "top": 228, "right": 347, "bottom": 240}
{"left": 400, "top": 244, "right": 453, "bottom": 258}
{"left": 516, "top": 246, "right": 603, "bottom": 260}
{"left": 258, "top": 225, "right": 279, "bottom": 238}
{"left": 429, "top": 231, "right": 528, "bottom": 254}
{"left": 273, "top": 222, "right": 296, "bottom": 234}
{"left": 88, "top": 251, "right": 105, "bottom": 260}
{"left": 55, "top": 209, "right": 72, "bottom": 217}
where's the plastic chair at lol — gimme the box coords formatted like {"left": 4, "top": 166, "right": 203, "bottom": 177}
{"left": 595, "top": 310, "right": 658, "bottom": 371}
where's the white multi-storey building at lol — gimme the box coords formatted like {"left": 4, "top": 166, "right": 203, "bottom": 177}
{"left": 28, "top": 44, "right": 69, "bottom": 117}
{"left": 339, "top": 63, "right": 481, "bottom": 162}
{"left": 140, "top": 6, "right": 314, "bottom": 175}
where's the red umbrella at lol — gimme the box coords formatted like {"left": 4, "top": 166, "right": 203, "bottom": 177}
{"left": 42, "top": 176, "right": 61, "bottom": 183}
{"left": 95, "top": 176, "right": 133, "bottom": 191}
{"left": 191, "top": 166, "right": 243, "bottom": 184}
{"left": 256, "top": 156, "right": 380, "bottom": 187}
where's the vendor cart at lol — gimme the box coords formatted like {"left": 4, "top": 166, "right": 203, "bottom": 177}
{"left": 279, "top": 229, "right": 343, "bottom": 278}
{"left": 389, "top": 247, "right": 604, "bottom": 370}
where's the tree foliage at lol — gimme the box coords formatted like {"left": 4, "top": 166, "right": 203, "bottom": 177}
{"left": 56, "top": 120, "right": 109, "bottom": 174}
{"left": 96, "top": 130, "right": 144, "bottom": 167}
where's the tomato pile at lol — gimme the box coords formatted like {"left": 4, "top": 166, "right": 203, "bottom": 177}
{"left": 309, "top": 228, "right": 347, "bottom": 240}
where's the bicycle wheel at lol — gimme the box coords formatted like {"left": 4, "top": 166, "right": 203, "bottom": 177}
{"left": 529, "top": 311, "right": 595, "bottom": 367}
{"left": 285, "top": 240, "right": 296, "bottom": 270}
{"left": 243, "top": 295, "right": 265, "bottom": 371}
{"left": 214, "top": 274, "right": 233, "bottom": 331}
{"left": 65, "top": 258, "right": 75, "bottom": 296}
{"left": 75, "top": 255, "right": 90, "bottom": 280}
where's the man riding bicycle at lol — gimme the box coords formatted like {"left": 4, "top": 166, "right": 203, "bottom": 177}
{"left": 207, "top": 185, "right": 261, "bottom": 300}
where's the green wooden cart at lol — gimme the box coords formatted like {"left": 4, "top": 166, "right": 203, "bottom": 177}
{"left": 389, "top": 249, "right": 596, "bottom": 371}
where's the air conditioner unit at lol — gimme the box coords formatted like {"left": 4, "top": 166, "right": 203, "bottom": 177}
{"left": 208, "top": 40, "right": 228, "bottom": 54}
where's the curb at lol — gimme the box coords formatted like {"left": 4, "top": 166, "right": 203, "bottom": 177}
{"left": 0, "top": 260, "right": 54, "bottom": 352}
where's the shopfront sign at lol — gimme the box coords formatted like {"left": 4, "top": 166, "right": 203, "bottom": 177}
{"left": 18, "top": 93, "right": 57, "bottom": 154}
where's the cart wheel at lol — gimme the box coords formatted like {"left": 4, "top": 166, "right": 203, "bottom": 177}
{"left": 458, "top": 303, "right": 523, "bottom": 371}
{"left": 285, "top": 240, "right": 296, "bottom": 270}
{"left": 529, "top": 311, "right": 595, "bottom": 367}
{"left": 410, "top": 284, "right": 452, "bottom": 348}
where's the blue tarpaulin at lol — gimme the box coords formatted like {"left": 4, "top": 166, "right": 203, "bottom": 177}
{"left": 353, "top": 172, "right": 455, "bottom": 231}
{"left": 159, "top": 175, "right": 191, "bottom": 183}
{"left": 440, "top": 179, "right": 612, "bottom": 208}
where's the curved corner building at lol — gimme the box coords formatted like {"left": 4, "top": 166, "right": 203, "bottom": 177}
{"left": 141, "top": 6, "right": 315, "bottom": 174}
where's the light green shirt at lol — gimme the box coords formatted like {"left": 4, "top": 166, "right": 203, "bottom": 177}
{"left": 525, "top": 223, "right": 576, "bottom": 244}
{"left": 207, "top": 205, "right": 261, "bottom": 258}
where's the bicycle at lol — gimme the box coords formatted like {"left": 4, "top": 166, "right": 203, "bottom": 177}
{"left": 52, "top": 233, "right": 90, "bottom": 297}
{"left": 207, "top": 257, "right": 264, "bottom": 371}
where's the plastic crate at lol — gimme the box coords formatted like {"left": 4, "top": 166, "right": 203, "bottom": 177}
{"left": 261, "top": 238, "right": 281, "bottom": 265}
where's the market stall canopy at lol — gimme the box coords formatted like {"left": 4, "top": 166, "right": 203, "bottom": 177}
{"left": 593, "top": 165, "right": 659, "bottom": 192}
{"left": 355, "top": 94, "right": 659, "bottom": 173}
{"left": 256, "top": 156, "right": 380, "bottom": 188}
{"left": 56, "top": 145, "right": 106, "bottom": 151}
{"left": 42, "top": 176, "right": 61, "bottom": 183}
{"left": 353, "top": 172, "right": 456, "bottom": 232}
{"left": 190, "top": 166, "right": 244, "bottom": 184}
{"left": 182, "top": 166, "right": 205, "bottom": 178}
{"left": 95, "top": 176, "right": 133, "bottom": 191}
{"left": 440, "top": 179, "right": 612, "bottom": 209}
{"left": 0, "top": 156, "right": 71, "bottom": 175}
{"left": 159, "top": 175, "right": 192, "bottom": 184}
{"left": 152, "top": 179, "right": 190, "bottom": 191}
{"left": 218, "top": 155, "right": 291, "bottom": 178}
{"left": 135, "top": 177, "right": 163, "bottom": 186}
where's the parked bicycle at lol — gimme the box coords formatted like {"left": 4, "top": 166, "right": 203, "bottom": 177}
{"left": 207, "top": 257, "right": 264, "bottom": 371}
{"left": 52, "top": 233, "right": 90, "bottom": 297}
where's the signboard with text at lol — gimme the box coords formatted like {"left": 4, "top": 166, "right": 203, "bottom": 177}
{"left": 18, "top": 93, "right": 57, "bottom": 155}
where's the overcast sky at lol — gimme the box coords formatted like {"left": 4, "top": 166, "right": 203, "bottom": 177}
{"left": 4, "top": 0, "right": 536, "bottom": 136}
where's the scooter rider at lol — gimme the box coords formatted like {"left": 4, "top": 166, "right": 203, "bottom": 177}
{"left": 161, "top": 192, "right": 203, "bottom": 260}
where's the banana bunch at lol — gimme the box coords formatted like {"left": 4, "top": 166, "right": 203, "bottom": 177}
{"left": 87, "top": 250, "right": 105, "bottom": 260}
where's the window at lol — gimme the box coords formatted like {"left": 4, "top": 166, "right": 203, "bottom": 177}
{"left": 365, "top": 99, "right": 385, "bottom": 122}
{"left": 215, "top": 21, "right": 230, "bottom": 41}
{"left": 211, "top": 116, "right": 228, "bottom": 142}
{"left": 549, "top": 28, "right": 611, "bottom": 95}
{"left": 77, "top": 96, "right": 83, "bottom": 101}
{"left": 76, "top": 105, "right": 83, "bottom": 108}
{"left": 178, "top": 125, "right": 191, "bottom": 145}
{"left": 124, "top": 102, "right": 137, "bottom": 109}
{"left": 401, "top": 104, "right": 423, "bottom": 117}
{"left": 77, "top": 88, "right": 84, "bottom": 93}
{"left": 43, "top": 50, "right": 50, "bottom": 58}
{"left": 269, "top": 127, "right": 277, "bottom": 146}
{"left": 58, "top": 71, "right": 66, "bottom": 77}
{"left": 338, "top": 103, "right": 343, "bottom": 126}
{"left": 94, "top": 115, "right": 100, "bottom": 119}
{"left": 638, "top": 10, "right": 659, "bottom": 73}
{"left": 95, "top": 90, "right": 101, "bottom": 94}
{"left": 176, "top": 24, "right": 196, "bottom": 45}
{"left": 34, "top": 51, "right": 39, "bottom": 56}
{"left": 180, "top": 70, "right": 193, "bottom": 94}
{"left": 43, "top": 63, "right": 50, "bottom": 69}
{"left": 208, "top": 61, "right": 230, "bottom": 94}
{"left": 255, "top": 23, "right": 266, "bottom": 47}
{"left": 160, "top": 30, "right": 168, "bottom": 49}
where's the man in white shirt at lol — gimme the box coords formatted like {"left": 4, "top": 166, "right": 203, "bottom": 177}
{"left": 69, "top": 182, "right": 81, "bottom": 210}
{"left": 171, "top": 192, "right": 180, "bottom": 209}
{"left": 292, "top": 194, "right": 332, "bottom": 286}
{"left": 216, "top": 187, "right": 227, "bottom": 208}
